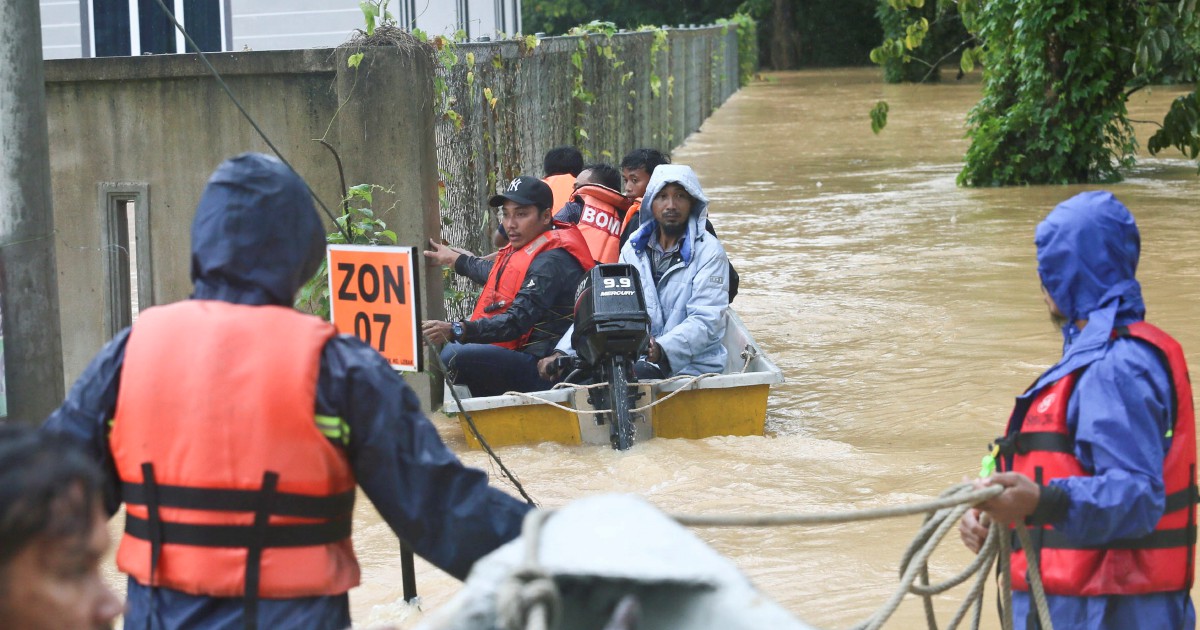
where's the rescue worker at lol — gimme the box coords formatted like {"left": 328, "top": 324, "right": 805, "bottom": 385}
{"left": 424, "top": 176, "right": 594, "bottom": 397}
{"left": 553, "top": 163, "right": 635, "bottom": 263}
{"left": 42, "top": 153, "right": 531, "bottom": 629}
{"left": 493, "top": 146, "right": 583, "bottom": 249}
{"left": 542, "top": 164, "right": 729, "bottom": 381}
{"left": 0, "top": 424, "right": 124, "bottom": 630}
{"left": 959, "top": 191, "right": 1196, "bottom": 629}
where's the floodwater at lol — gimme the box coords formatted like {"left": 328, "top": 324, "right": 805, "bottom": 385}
{"left": 104, "top": 68, "right": 1200, "bottom": 629}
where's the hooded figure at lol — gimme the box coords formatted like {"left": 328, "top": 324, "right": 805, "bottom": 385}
{"left": 44, "top": 153, "right": 530, "bottom": 629}
{"left": 553, "top": 165, "right": 729, "bottom": 377}
{"left": 965, "top": 191, "right": 1196, "bottom": 630}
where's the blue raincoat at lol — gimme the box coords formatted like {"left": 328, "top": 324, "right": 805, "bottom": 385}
{"left": 42, "top": 153, "right": 531, "bottom": 629}
{"left": 1007, "top": 191, "right": 1194, "bottom": 629}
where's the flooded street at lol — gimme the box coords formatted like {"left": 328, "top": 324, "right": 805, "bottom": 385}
{"left": 105, "top": 68, "right": 1200, "bottom": 629}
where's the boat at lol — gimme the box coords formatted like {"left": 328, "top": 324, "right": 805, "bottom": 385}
{"left": 442, "top": 309, "right": 783, "bottom": 448}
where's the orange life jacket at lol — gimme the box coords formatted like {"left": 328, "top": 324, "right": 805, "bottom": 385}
{"left": 574, "top": 183, "right": 634, "bottom": 263}
{"left": 110, "top": 300, "right": 359, "bottom": 605}
{"left": 543, "top": 173, "right": 576, "bottom": 213}
{"left": 998, "top": 322, "right": 1197, "bottom": 596}
{"left": 469, "top": 222, "right": 594, "bottom": 351}
{"left": 621, "top": 198, "right": 642, "bottom": 238}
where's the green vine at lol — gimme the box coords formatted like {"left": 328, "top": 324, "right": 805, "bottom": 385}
{"left": 872, "top": 0, "right": 1200, "bottom": 184}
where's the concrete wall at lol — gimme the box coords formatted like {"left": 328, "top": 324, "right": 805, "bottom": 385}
{"left": 43, "top": 46, "right": 446, "bottom": 405}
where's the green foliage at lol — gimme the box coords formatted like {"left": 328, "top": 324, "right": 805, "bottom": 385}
{"left": 869, "top": 101, "right": 889, "bottom": 135}
{"left": 716, "top": 12, "right": 758, "bottom": 86}
{"left": 873, "top": 0, "right": 969, "bottom": 83}
{"left": 959, "top": 1, "right": 1152, "bottom": 185}
{"left": 358, "top": 0, "right": 394, "bottom": 37}
{"left": 523, "top": 1, "right": 745, "bottom": 36}
{"left": 295, "top": 185, "right": 398, "bottom": 319}
{"left": 875, "top": 0, "right": 1200, "bottom": 185}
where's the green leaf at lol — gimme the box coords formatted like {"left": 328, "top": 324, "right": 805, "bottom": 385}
{"left": 379, "top": 230, "right": 397, "bottom": 244}
{"left": 359, "top": 1, "right": 378, "bottom": 36}
{"left": 960, "top": 48, "right": 975, "bottom": 74}
{"left": 347, "top": 52, "right": 364, "bottom": 68}
{"left": 870, "top": 101, "right": 890, "bottom": 135}
{"left": 348, "top": 184, "right": 373, "bottom": 204}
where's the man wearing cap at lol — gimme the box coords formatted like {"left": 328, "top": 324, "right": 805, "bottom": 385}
{"left": 424, "top": 176, "right": 594, "bottom": 397}
{"left": 959, "top": 191, "right": 1196, "bottom": 629}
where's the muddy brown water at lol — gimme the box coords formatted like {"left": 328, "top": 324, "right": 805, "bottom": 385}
{"left": 104, "top": 68, "right": 1200, "bottom": 628}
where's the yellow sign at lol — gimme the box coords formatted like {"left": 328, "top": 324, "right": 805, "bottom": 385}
{"left": 327, "top": 245, "right": 421, "bottom": 371}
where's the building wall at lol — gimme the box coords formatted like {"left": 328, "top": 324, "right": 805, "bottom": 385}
{"left": 40, "top": 0, "right": 85, "bottom": 59}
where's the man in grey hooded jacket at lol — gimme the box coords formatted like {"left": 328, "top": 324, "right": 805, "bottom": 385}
{"left": 544, "top": 164, "right": 729, "bottom": 379}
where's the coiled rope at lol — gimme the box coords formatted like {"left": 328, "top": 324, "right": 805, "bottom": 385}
{"left": 497, "top": 483, "right": 1054, "bottom": 630}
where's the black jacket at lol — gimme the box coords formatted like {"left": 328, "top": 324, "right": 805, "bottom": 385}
{"left": 455, "top": 244, "right": 586, "bottom": 357}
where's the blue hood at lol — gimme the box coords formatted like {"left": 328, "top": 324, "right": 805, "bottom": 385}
{"left": 1031, "top": 190, "right": 1145, "bottom": 389}
{"left": 190, "top": 153, "right": 325, "bottom": 306}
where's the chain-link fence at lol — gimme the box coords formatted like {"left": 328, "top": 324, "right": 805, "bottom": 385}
{"left": 434, "top": 25, "right": 743, "bottom": 318}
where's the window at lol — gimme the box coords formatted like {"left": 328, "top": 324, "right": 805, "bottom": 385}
{"left": 99, "top": 183, "right": 153, "bottom": 336}
{"left": 89, "top": 0, "right": 228, "bottom": 57}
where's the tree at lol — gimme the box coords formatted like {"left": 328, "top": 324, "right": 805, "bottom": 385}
{"left": 874, "top": 0, "right": 1200, "bottom": 186}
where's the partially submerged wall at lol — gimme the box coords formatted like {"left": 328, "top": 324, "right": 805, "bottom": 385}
{"left": 41, "top": 24, "right": 744, "bottom": 407}
{"left": 433, "top": 25, "right": 743, "bottom": 316}
{"left": 43, "top": 46, "right": 445, "bottom": 404}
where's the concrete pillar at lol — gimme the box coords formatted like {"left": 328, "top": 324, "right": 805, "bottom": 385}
{"left": 0, "top": 0, "right": 65, "bottom": 422}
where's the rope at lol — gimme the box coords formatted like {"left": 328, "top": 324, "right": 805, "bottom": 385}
{"left": 500, "top": 372, "right": 720, "bottom": 415}
{"left": 425, "top": 333, "right": 537, "bottom": 506}
{"left": 496, "top": 510, "right": 560, "bottom": 630}
{"left": 670, "top": 483, "right": 1053, "bottom": 630}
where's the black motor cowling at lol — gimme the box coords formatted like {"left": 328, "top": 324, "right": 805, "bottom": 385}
{"left": 571, "top": 264, "right": 651, "bottom": 367}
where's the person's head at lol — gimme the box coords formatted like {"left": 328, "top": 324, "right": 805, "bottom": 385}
{"left": 1035, "top": 191, "right": 1142, "bottom": 328}
{"left": 574, "top": 163, "right": 622, "bottom": 192}
{"left": 0, "top": 425, "right": 122, "bottom": 629}
{"left": 190, "top": 153, "right": 325, "bottom": 306}
{"left": 489, "top": 176, "right": 555, "bottom": 249}
{"left": 543, "top": 146, "right": 584, "bottom": 178}
{"left": 640, "top": 164, "right": 709, "bottom": 241}
{"left": 620, "top": 149, "right": 670, "bottom": 199}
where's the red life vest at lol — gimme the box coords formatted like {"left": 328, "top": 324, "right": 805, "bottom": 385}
{"left": 469, "top": 222, "right": 595, "bottom": 351}
{"left": 543, "top": 173, "right": 576, "bottom": 213}
{"left": 110, "top": 300, "right": 359, "bottom": 602}
{"left": 998, "top": 321, "right": 1196, "bottom": 596}
{"left": 574, "top": 184, "right": 634, "bottom": 263}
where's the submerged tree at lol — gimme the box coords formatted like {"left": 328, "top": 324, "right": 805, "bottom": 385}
{"left": 873, "top": 0, "right": 1200, "bottom": 186}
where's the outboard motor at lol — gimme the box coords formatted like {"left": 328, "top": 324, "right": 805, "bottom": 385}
{"left": 569, "top": 264, "right": 651, "bottom": 450}
{"left": 572, "top": 264, "right": 651, "bottom": 365}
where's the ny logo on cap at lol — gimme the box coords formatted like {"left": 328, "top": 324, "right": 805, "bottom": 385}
{"left": 507, "top": 178, "right": 522, "bottom": 192}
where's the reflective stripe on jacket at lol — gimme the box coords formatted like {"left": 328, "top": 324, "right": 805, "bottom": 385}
{"left": 574, "top": 183, "right": 634, "bottom": 263}
{"left": 1001, "top": 322, "right": 1196, "bottom": 596}
{"left": 110, "top": 300, "right": 359, "bottom": 599}
{"left": 470, "top": 222, "right": 594, "bottom": 351}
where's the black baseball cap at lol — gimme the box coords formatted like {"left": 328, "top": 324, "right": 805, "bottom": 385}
{"left": 488, "top": 175, "right": 554, "bottom": 212}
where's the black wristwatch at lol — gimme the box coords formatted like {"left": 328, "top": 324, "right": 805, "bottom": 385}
{"left": 451, "top": 321, "right": 465, "bottom": 342}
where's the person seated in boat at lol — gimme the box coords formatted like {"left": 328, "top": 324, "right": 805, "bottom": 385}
{"left": 553, "top": 162, "right": 635, "bottom": 264}
{"left": 424, "top": 175, "right": 595, "bottom": 397}
{"left": 621, "top": 148, "right": 739, "bottom": 302}
{"left": 540, "top": 164, "right": 729, "bottom": 381}
{"left": 493, "top": 146, "right": 583, "bottom": 249}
